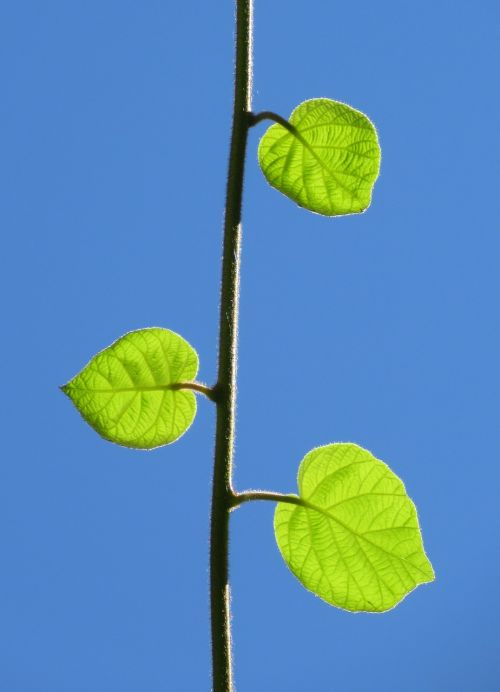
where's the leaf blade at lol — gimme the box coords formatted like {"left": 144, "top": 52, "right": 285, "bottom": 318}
{"left": 62, "top": 328, "right": 199, "bottom": 449}
{"left": 258, "top": 99, "right": 381, "bottom": 216}
{"left": 274, "top": 443, "right": 434, "bottom": 612}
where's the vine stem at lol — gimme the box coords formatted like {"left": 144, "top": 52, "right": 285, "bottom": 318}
{"left": 210, "top": 1, "right": 253, "bottom": 690}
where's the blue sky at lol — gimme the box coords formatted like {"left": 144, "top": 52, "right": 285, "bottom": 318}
{"left": 1, "top": 1, "right": 499, "bottom": 690}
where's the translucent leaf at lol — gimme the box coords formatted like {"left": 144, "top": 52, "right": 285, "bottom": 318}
{"left": 61, "top": 328, "right": 199, "bottom": 449}
{"left": 258, "top": 99, "right": 381, "bottom": 216}
{"left": 274, "top": 443, "right": 434, "bottom": 612}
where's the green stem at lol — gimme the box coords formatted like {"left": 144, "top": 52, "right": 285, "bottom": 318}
{"left": 210, "top": 1, "right": 253, "bottom": 690}
{"left": 231, "top": 490, "right": 303, "bottom": 508}
{"left": 248, "top": 110, "right": 297, "bottom": 135}
{"left": 171, "top": 381, "right": 218, "bottom": 401}
{"left": 249, "top": 110, "right": 313, "bottom": 155}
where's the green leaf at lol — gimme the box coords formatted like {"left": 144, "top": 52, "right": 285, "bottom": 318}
{"left": 61, "top": 328, "right": 199, "bottom": 449}
{"left": 274, "top": 443, "right": 434, "bottom": 612}
{"left": 258, "top": 98, "right": 381, "bottom": 216}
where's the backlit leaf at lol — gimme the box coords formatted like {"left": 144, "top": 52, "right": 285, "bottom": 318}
{"left": 61, "top": 328, "right": 198, "bottom": 449}
{"left": 258, "top": 98, "right": 381, "bottom": 216}
{"left": 274, "top": 443, "right": 434, "bottom": 612}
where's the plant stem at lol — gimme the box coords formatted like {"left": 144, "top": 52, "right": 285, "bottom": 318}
{"left": 249, "top": 109, "right": 311, "bottom": 152}
{"left": 231, "top": 490, "right": 303, "bottom": 508}
{"left": 248, "top": 110, "right": 297, "bottom": 135}
{"left": 171, "top": 381, "right": 218, "bottom": 401}
{"left": 210, "top": 1, "right": 253, "bottom": 690}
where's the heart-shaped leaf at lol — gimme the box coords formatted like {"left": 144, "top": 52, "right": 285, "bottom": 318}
{"left": 61, "top": 328, "right": 199, "bottom": 449}
{"left": 274, "top": 443, "right": 434, "bottom": 612}
{"left": 258, "top": 98, "right": 381, "bottom": 216}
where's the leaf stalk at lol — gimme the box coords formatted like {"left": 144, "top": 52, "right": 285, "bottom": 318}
{"left": 171, "top": 381, "right": 218, "bottom": 401}
{"left": 230, "top": 490, "right": 303, "bottom": 509}
{"left": 248, "top": 110, "right": 298, "bottom": 135}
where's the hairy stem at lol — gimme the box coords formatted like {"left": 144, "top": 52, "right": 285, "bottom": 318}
{"left": 210, "top": 1, "right": 253, "bottom": 690}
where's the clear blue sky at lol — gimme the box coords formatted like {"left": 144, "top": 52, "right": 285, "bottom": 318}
{"left": 1, "top": 2, "right": 499, "bottom": 690}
